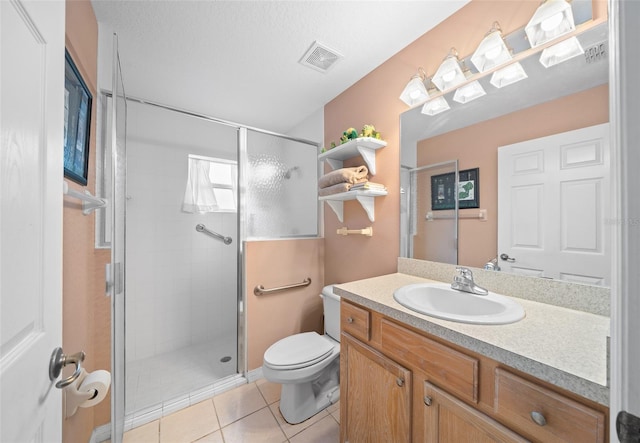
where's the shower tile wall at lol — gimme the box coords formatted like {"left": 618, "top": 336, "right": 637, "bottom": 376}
{"left": 126, "top": 141, "right": 237, "bottom": 362}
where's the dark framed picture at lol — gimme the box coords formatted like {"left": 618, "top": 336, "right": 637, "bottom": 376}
{"left": 431, "top": 168, "right": 479, "bottom": 210}
{"left": 63, "top": 49, "right": 92, "bottom": 186}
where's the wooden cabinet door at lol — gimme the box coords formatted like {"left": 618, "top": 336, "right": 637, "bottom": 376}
{"left": 423, "top": 382, "right": 528, "bottom": 443}
{"left": 341, "top": 333, "right": 412, "bottom": 443}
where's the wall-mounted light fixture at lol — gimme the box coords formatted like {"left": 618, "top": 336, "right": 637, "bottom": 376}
{"left": 432, "top": 48, "right": 467, "bottom": 92}
{"left": 421, "top": 79, "right": 451, "bottom": 115}
{"left": 539, "top": 35, "right": 584, "bottom": 67}
{"left": 525, "top": 0, "right": 575, "bottom": 48}
{"left": 453, "top": 80, "right": 486, "bottom": 104}
{"left": 399, "top": 68, "right": 429, "bottom": 106}
{"left": 401, "top": 0, "right": 586, "bottom": 115}
{"left": 490, "top": 62, "right": 528, "bottom": 88}
{"left": 471, "top": 22, "right": 512, "bottom": 73}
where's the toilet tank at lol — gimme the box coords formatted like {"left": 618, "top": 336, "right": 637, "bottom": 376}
{"left": 321, "top": 285, "right": 341, "bottom": 342}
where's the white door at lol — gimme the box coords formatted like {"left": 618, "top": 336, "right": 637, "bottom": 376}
{"left": 497, "top": 123, "right": 610, "bottom": 285}
{"left": 1, "top": 1, "right": 65, "bottom": 441}
{"left": 610, "top": 0, "right": 640, "bottom": 441}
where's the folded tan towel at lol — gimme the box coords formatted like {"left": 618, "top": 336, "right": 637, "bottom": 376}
{"left": 318, "top": 166, "right": 369, "bottom": 189}
{"left": 318, "top": 182, "right": 353, "bottom": 196}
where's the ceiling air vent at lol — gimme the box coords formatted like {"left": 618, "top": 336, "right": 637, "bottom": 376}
{"left": 299, "top": 41, "right": 343, "bottom": 73}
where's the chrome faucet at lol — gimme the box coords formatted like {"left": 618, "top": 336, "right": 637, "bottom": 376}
{"left": 451, "top": 267, "right": 488, "bottom": 296}
{"left": 484, "top": 258, "right": 501, "bottom": 271}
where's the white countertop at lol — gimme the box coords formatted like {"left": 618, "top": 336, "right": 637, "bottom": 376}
{"left": 334, "top": 272, "right": 610, "bottom": 406}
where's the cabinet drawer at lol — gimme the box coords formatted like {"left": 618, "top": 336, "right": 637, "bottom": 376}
{"left": 494, "top": 368, "right": 605, "bottom": 443}
{"left": 341, "top": 301, "right": 370, "bottom": 342}
{"left": 380, "top": 319, "right": 478, "bottom": 403}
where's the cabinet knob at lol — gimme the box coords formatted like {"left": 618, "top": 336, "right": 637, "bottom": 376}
{"left": 530, "top": 411, "right": 547, "bottom": 426}
{"left": 346, "top": 317, "right": 354, "bottom": 324}
{"left": 423, "top": 396, "right": 433, "bottom": 406}
{"left": 396, "top": 377, "right": 404, "bottom": 387}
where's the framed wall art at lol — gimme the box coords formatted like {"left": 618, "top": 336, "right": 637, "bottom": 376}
{"left": 63, "top": 49, "right": 92, "bottom": 186}
{"left": 431, "top": 168, "right": 479, "bottom": 210}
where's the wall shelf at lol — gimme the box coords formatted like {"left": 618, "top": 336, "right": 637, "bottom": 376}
{"left": 319, "top": 189, "right": 387, "bottom": 222}
{"left": 319, "top": 137, "right": 387, "bottom": 175}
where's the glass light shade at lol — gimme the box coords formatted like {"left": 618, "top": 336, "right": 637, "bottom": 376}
{"left": 399, "top": 75, "right": 429, "bottom": 106}
{"left": 471, "top": 30, "right": 512, "bottom": 72}
{"left": 453, "top": 81, "right": 486, "bottom": 104}
{"left": 421, "top": 96, "right": 450, "bottom": 116}
{"left": 432, "top": 53, "right": 466, "bottom": 91}
{"left": 490, "top": 62, "right": 528, "bottom": 88}
{"left": 525, "top": 0, "right": 575, "bottom": 47}
{"left": 539, "top": 36, "right": 584, "bottom": 68}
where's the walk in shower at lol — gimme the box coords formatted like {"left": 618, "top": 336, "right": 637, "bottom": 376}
{"left": 102, "top": 91, "right": 319, "bottom": 428}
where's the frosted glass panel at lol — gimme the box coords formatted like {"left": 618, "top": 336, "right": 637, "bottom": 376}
{"left": 246, "top": 130, "right": 318, "bottom": 238}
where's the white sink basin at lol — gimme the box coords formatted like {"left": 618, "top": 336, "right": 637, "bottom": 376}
{"left": 393, "top": 282, "right": 525, "bottom": 325}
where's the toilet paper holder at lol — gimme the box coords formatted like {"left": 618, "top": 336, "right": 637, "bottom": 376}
{"left": 64, "top": 368, "right": 101, "bottom": 418}
{"left": 49, "top": 347, "right": 85, "bottom": 389}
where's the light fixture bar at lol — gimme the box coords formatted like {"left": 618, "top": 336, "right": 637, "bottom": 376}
{"left": 401, "top": 4, "right": 601, "bottom": 113}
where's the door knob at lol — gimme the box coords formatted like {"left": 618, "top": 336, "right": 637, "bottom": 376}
{"left": 49, "top": 347, "right": 85, "bottom": 389}
{"left": 499, "top": 253, "right": 516, "bottom": 262}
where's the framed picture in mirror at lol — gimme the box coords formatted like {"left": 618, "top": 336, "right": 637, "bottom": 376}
{"left": 63, "top": 49, "right": 92, "bottom": 186}
{"left": 431, "top": 168, "right": 479, "bottom": 210}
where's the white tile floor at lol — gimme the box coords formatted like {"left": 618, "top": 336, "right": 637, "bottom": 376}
{"left": 126, "top": 339, "right": 237, "bottom": 415}
{"left": 121, "top": 379, "right": 340, "bottom": 443}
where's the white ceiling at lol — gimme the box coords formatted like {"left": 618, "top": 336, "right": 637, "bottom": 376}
{"left": 90, "top": 0, "right": 470, "bottom": 135}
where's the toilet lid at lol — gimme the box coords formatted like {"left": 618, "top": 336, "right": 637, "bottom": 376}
{"left": 264, "top": 332, "right": 334, "bottom": 369}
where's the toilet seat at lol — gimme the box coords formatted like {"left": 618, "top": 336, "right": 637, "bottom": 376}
{"left": 264, "top": 332, "right": 334, "bottom": 370}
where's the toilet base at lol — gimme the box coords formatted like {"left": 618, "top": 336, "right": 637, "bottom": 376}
{"left": 278, "top": 359, "right": 340, "bottom": 424}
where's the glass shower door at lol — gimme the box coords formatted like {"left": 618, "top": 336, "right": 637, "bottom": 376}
{"left": 109, "top": 34, "right": 127, "bottom": 443}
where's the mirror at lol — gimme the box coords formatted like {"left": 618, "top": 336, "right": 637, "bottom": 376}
{"left": 400, "top": 21, "right": 609, "bottom": 286}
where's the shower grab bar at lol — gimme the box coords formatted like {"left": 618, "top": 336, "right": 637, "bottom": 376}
{"left": 254, "top": 278, "right": 312, "bottom": 296}
{"left": 195, "top": 224, "right": 232, "bottom": 245}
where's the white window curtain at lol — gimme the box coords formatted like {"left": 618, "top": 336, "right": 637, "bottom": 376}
{"left": 182, "top": 157, "right": 218, "bottom": 213}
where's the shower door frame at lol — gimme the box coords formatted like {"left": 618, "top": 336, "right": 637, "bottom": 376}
{"left": 104, "top": 95, "right": 320, "bottom": 395}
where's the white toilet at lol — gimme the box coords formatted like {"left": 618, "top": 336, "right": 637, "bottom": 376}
{"left": 262, "top": 285, "right": 340, "bottom": 424}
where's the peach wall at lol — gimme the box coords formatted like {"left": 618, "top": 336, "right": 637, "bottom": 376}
{"left": 324, "top": 0, "right": 607, "bottom": 285}
{"left": 64, "top": 1, "right": 111, "bottom": 441}
{"left": 245, "top": 239, "right": 325, "bottom": 370}
{"left": 417, "top": 85, "right": 609, "bottom": 268}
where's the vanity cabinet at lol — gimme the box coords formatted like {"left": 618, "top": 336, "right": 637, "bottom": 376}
{"left": 340, "top": 300, "right": 412, "bottom": 442}
{"left": 339, "top": 299, "right": 608, "bottom": 443}
{"left": 340, "top": 333, "right": 412, "bottom": 443}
